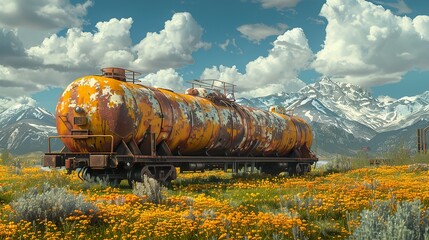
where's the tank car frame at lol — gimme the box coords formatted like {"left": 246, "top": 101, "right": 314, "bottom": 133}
{"left": 43, "top": 68, "right": 318, "bottom": 186}
{"left": 44, "top": 134, "right": 317, "bottom": 186}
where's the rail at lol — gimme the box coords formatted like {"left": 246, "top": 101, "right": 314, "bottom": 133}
{"left": 47, "top": 135, "right": 114, "bottom": 153}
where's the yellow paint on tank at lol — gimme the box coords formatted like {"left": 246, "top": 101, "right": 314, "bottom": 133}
{"left": 56, "top": 76, "right": 157, "bottom": 152}
{"left": 56, "top": 73, "right": 314, "bottom": 158}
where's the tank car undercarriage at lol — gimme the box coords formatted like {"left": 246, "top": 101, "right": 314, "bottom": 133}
{"left": 43, "top": 134, "right": 317, "bottom": 187}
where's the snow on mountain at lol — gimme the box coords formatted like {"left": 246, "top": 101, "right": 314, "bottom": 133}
{"left": 298, "top": 77, "right": 389, "bottom": 129}
{"left": 377, "top": 95, "right": 396, "bottom": 106}
{"left": 238, "top": 77, "right": 429, "bottom": 155}
{"left": 0, "top": 97, "right": 60, "bottom": 154}
{"left": 0, "top": 103, "right": 55, "bottom": 127}
{"left": 379, "top": 94, "right": 429, "bottom": 132}
{"left": 288, "top": 97, "right": 377, "bottom": 141}
{"left": 241, "top": 78, "right": 429, "bottom": 134}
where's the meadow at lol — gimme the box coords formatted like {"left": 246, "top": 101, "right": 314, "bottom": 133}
{"left": 1, "top": 154, "right": 429, "bottom": 240}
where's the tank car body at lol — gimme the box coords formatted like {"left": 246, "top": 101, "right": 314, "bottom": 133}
{"left": 44, "top": 68, "right": 317, "bottom": 185}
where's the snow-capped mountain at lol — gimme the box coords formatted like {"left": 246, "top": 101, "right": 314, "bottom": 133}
{"left": 380, "top": 95, "right": 429, "bottom": 132}
{"left": 238, "top": 78, "right": 429, "bottom": 156}
{"left": 297, "top": 78, "right": 390, "bottom": 129}
{"left": 0, "top": 97, "right": 61, "bottom": 154}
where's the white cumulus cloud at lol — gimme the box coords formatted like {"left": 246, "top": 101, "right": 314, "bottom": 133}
{"left": 201, "top": 28, "right": 312, "bottom": 98}
{"left": 28, "top": 13, "right": 210, "bottom": 73}
{"left": 0, "top": 28, "right": 45, "bottom": 68}
{"left": 139, "top": 68, "right": 186, "bottom": 93}
{"left": 237, "top": 23, "right": 288, "bottom": 43}
{"left": 27, "top": 17, "right": 134, "bottom": 70}
{"left": 0, "top": 65, "right": 78, "bottom": 97}
{"left": 0, "top": 0, "right": 92, "bottom": 30}
{"left": 133, "top": 12, "right": 211, "bottom": 72}
{"left": 313, "top": 0, "right": 429, "bottom": 87}
{"left": 0, "top": 0, "right": 93, "bottom": 47}
{"left": 0, "top": 12, "right": 209, "bottom": 98}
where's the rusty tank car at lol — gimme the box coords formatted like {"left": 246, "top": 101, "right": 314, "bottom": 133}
{"left": 43, "top": 68, "right": 318, "bottom": 185}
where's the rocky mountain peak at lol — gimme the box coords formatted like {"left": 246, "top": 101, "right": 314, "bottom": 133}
{"left": 0, "top": 97, "right": 58, "bottom": 154}
{"left": 300, "top": 77, "right": 373, "bottom": 102}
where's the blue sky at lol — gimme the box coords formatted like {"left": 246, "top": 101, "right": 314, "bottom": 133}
{"left": 0, "top": 0, "right": 428, "bottom": 113}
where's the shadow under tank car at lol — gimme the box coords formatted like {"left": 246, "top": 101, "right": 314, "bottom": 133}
{"left": 43, "top": 67, "right": 318, "bottom": 186}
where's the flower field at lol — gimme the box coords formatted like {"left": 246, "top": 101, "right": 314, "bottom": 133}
{"left": 1, "top": 163, "right": 429, "bottom": 239}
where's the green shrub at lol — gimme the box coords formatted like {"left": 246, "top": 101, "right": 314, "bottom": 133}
{"left": 351, "top": 200, "right": 429, "bottom": 240}
{"left": 10, "top": 183, "right": 98, "bottom": 225}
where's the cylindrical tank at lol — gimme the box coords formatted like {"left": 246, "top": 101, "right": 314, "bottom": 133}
{"left": 56, "top": 74, "right": 313, "bottom": 157}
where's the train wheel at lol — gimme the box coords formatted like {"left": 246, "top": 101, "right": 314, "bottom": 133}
{"left": 127, "top": 166, "right": 143, "bottom": 188}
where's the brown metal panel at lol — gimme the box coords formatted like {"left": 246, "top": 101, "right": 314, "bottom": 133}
{"left": 89, "top": 155, "right": 109, "bottom": 169}
{"left": 43, "top": 155, "right": 63, "bottom": 167}
{"left": 73, "top": 116, "right": 87, "bottom": 126}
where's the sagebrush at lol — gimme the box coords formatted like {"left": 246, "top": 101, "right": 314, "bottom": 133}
{"left": 10, "top": 183, "right": 99, "bottom": 225}
{"left": 132, "top": 175, "right": 165, "bottom": 204}
{"left": 351, "top": 200, "right": 429, "bottom": 240}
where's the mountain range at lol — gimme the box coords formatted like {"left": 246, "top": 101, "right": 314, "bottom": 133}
{"left": 1, "top": 78, "right": 428, "bottom": 159}
{"left": 0, "top": 97, "right": 60, "bottom": 154}
{"left": 237, "top": 77, "right": 429, "bottom": 158}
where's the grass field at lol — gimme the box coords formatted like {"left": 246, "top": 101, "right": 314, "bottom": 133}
{"left": 1, "top": 156, "right": 429, "bottom": 239}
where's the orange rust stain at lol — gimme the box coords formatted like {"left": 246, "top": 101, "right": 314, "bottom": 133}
{"left": 56, "top": 75, "right": 314, "bottom": 157}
